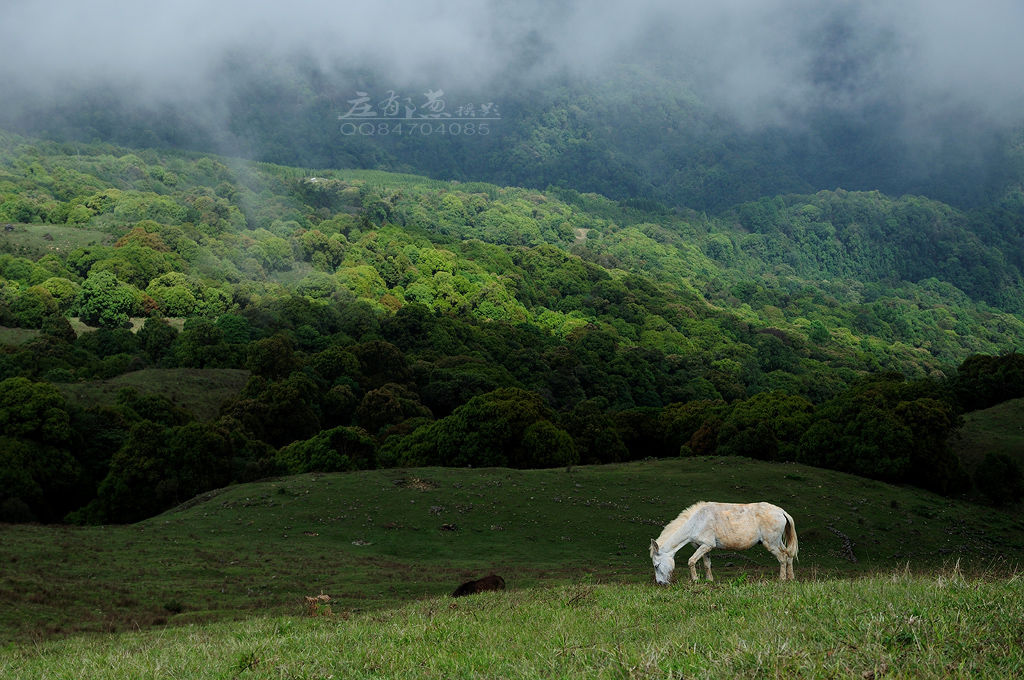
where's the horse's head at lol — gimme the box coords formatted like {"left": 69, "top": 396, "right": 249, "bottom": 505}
{"left": 650, "top": 539, "right": 674, "bottom": 585}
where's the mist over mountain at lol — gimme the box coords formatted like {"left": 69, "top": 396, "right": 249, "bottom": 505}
{"left": 2, "top": 1, "right": 1023, "bottom": 209}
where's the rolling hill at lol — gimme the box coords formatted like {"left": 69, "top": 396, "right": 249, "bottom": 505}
{"left": 2, "top": 457, "right": 1022, "bottom": 643}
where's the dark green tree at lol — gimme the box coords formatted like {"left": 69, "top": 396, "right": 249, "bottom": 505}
{"left": 277, "top": 426, "right": 376, "bottom": 474}
{"left": 355, "top": 382, "right": 432, "bottom": 434}
{"left": 382, "top": 387, "right": 572, "bottom": 468}
{"left": 245, "top": 334, "right": 299, "bottom": 379}
{"left": 75, "top": 270, "right": 139, "bottom": 328}
{"left": 137, "top": 317, "right": 180, "bottom": 363}
{"left": 0, "top": 377, "right": 82, "bottom": 521}
{"left": 563, "top": 397, "right": 629, "bottom": 464}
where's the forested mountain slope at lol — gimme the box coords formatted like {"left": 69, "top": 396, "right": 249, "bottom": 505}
{"left": 1, "top": 131, "right": 1022, "bottom": 524}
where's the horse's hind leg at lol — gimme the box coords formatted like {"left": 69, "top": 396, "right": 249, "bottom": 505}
{"left": 764, "top": 543, "right": 789, "bottom": 581}
{"left": 688, "top": 544, "right": 714, "bottom": 581}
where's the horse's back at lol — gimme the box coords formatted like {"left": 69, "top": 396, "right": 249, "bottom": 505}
{"left": 701, "top": 502, "right": 791, "bottom": 548}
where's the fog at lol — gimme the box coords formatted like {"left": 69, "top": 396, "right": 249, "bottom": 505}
{"left": 3, "top": 0, "right": 1022, "bottom": 124}
{"left": 2, "top": 0, "right": 1022, "bottom": 204}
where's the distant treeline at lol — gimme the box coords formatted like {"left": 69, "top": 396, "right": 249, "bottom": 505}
{"left": 2, "top": 305, "right": 1022, "bottom": 524}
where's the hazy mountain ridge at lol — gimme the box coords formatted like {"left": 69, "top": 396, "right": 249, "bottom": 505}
{"left": 8, "top": 62, "right": 1022, "bottom": 214}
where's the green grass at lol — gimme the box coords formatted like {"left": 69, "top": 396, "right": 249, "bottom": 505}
{"left": 56, "top": 367, "right": 249, "bottom": 421}
{"left": 955, "top": 397, "right": 1024, "bottom": 472}
{"left": 67, "top": 316, "right": 186, "bottom": 336}
{"left": 0, "top": 325, "right": 40, "bottom": 345}
{"left": 0, "top": 318, "right": 187, "bottom": 345}
{"left": 2, "top": 458, "right": 1022, "bottom": 648}
{"left": 2, "top": 572, "right": 1021, "bottom": 679}
{"left": 0, "top": 223, "right": 113, "bottom": 257}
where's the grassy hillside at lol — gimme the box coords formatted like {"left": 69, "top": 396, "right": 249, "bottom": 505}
{"left": 56, "top": 367, "right": 249, "bottom": 421}
{"left": 0, "top": 222, "right": 112, "bottom": 258}
{"left": 955, "top": 397, "right": 1024, "bottom": 471}
{"left": 2, "top": 457, "right": 1022, "bottom": 645}
{"left": 0, "top": 325, "right": 37, "bottom": 345}
{"left": 954, "top": 399, "right": 1024, "bottom": 499}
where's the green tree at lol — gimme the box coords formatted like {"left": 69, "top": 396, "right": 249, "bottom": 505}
{"left": 88, "top": 420, "right": 232, "bottom": 523}
{"left": 245, "top": 334, "right": 299, "bottom": 379}
{"left": 38, "top": 278, "right": 80, "bottom": 313}
{"left": 8, "top": 285, "right": 58, "bottom": 327}
{"left": 0, "top": 377, "right": 81, "bottom": 521}
{"left": 146, "top": 273, "right": 199, "bottom": 316}
{"left": 277, "top": 426, "right": 376, "bottom": 474}
{"left": 520, "top": 420, "right": 579, "bottom": 468}
{"left": 173, "top": 318, "right": 231, "bottom": 367}
{"left": 716, "top": 391, "right": 814, "bottom": 461}
{"left": 797, "top": 376, "right": 960, "bottom": 492}
{"left": 137, "top": 317, "right": 180, "bottom": 363}
{"left": 563, "top": 397, "right": 629, "bottom": 464}
{"left": 383, "top": 387, "right": 570, "bottom": 469}
{"left": 223, "top": 373, "right": 322, "bottom": 448}
{"left": 308, "top": 345, "right": 360, "bottom": 385}
{"left": 355, "top": 382, "right": 432, "bottom": 434}
{"left": 954, "top": 353, "right": 1024, "bottom": 411}
{"left": 75, "top": 270, "right": 139, "bottom": 328}
{"left": 215, "top": 314, "right": 252, "bottom": 344}
{"left": 351, "top": 340, "right": 412, "bottom": 391}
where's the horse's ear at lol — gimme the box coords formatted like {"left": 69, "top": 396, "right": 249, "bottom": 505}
{"left": 650, "top": 539, "right": 660, "bottom": 556}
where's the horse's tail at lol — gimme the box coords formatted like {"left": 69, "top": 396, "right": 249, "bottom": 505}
{"left": 783, "top": 511, "right": 799, "bottom": 560}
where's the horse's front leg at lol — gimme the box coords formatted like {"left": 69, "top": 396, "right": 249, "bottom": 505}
{"left": 702, "top": 554, "right": 712, "bottom": 581}
{"left": 688, "top": 544, "right": 714, "bottom": 581}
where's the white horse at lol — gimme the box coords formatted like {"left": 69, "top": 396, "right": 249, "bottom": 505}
{"left": 650, "top": 501, "right": 798, "bottom": 583}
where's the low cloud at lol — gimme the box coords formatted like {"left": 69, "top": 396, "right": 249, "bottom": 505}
{"left": 2, "top": 1, "right": 1022, "bottom": 139}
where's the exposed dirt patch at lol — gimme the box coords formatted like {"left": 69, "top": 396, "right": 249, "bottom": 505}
{"left": 395, "top": 477, "right": 440, "bottom": 491}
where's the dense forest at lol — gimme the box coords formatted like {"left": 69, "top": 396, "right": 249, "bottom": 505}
{"left": 1, "top": 126, "right": 1023, "bottom": 525}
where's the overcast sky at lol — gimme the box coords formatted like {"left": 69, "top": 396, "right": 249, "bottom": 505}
{"left": 2, "top": 0, "right": 1023, "bottom": 133}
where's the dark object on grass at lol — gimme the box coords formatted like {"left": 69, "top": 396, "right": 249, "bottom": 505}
{"left": 452, "top": 574, "right": 506, "bottom": 597}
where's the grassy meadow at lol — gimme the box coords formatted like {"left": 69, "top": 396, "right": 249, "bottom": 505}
{"left": 0, "top": 222, "right": 113, "bottom": 258}
{"left": 0, "top": 325, "right": 39, "bottom": 346}
{"left": 56, "top": 367, "right": 249, "bottom": 421}
{"left": 2, "top": 573, "right": 1021, "bottom": 679}
{"left": 1, "top": 457, "right": 1023, "bottom": 677}
{"left": 955, "top": 397, "right": 1024, "bottom": 473}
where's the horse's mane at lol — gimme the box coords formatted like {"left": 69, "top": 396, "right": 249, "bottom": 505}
{"left": 655, "top": 501, "right": 709, "bottom": 545}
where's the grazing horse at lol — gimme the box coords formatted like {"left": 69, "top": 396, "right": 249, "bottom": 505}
{"left": 452, "top": 574, "right": 506, "bottom": 597}
{"left": 650, "top": 501, "right": 798, "bottom": 583}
